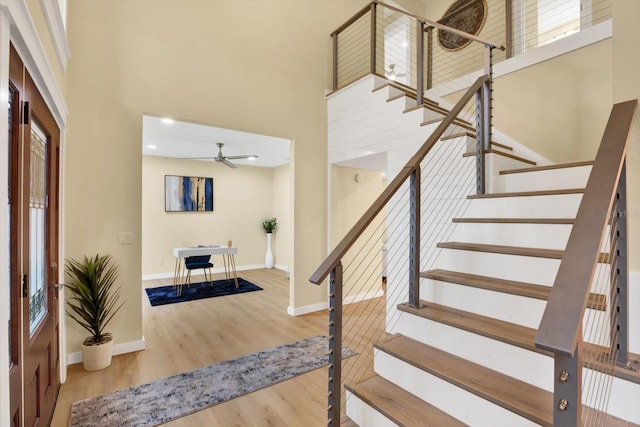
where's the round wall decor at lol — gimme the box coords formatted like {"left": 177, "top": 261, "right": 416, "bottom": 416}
{"left": 437, "top": 0, "right": 488, "bottom": 51}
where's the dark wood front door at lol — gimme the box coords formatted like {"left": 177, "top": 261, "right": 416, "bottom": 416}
{"left": 8, "top": 43, "right": 61, "bottom": 427}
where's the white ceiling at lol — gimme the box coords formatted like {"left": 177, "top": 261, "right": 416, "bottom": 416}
{"left": 142, "top": 115, "right": 290, "bottom": 168}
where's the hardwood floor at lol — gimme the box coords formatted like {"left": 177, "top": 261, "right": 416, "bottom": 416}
{"left": 50, "top": 269, "right": 332, "bottom": 426}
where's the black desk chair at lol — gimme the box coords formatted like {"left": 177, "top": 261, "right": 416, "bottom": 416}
{"left": 184, "top": 255, "right": 214, "bottom": 288}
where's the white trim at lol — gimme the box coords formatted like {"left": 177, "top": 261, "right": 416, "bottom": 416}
{"left": 344, "top": 289, "right": 384, "bottom": 305}
{"left": 287, "top": 301, "right": 328, "bottom": 316}
{"left": 66, "top": 337, "right": 146, "bottom": 366}
{"left": 141, "top": 264, "right": 268, "bottom": 281}
{"left": 2, "top": 0, "right": 68, "bottom": 128}
{"left": 273, "top": 263, "right": 289, "bottom": 273}
{"left": 427, "top": 19, "right": 613, "bottom": 98}
{"left": 0, "top": 9, "right": 12, "bottom": 427}
{"left": 39, "top": 0, "right": 69, "bottom": 73}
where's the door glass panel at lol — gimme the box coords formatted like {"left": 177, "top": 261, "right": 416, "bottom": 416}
{"left": 7, "top": 88, "right": 13, "bottom": 362}
{"left": 29, "top": 120, "right": 48, "bottom": 334}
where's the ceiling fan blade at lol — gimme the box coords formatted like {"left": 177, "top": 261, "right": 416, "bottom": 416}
{"left": 224, "top": 154, "right": 258, "bottom": 160}
{"left": 172, "top": 156, "right": 214, "bottom": 160}
{"left": 221, "top": 158, "right": 238, "bottom": 168}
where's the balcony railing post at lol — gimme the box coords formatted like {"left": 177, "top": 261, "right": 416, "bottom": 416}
{"left": 553, "top": 338, "right": 583, "bottom": 426}
{"left": 614, "top": 160, "right": 629, "bottom": 366}
{"left": 483, "top": 46, "right": 494, "bottom": 151}
{"left": 332, "top": 33, "right": 338, "bottom": 90}
{"left": 416, "top": 21, "right": 425, "bottom": 106}
{"left": 426, "top": 26, "right": 433, "bottom": 89}
{"left": 408, "top": 166, "right": 421, "bottom": 307}
{"left": 370, "top": 2, "right": 377, "bottom": 74}
{"left": 475, "top": 86, "right": 485, "bottom": 195}
{"left": 327, "top": 263, "right": 343, "bottom": 427}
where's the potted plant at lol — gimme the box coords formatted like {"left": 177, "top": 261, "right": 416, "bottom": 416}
{"left": 262, "top": 217, "right": 277, "bottom": 269}
{"left": 65, "top": 254, "right": 124, "bottom": 371}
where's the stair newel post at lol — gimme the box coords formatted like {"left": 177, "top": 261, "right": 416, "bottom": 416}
{"left": 553, "top": 334, "right": 583, "bottom": 426}
{"left": 416, "top": 21, "right": 425, "bottom": 107}
{"left": 614, "top": 160, "right": 629, "bottom": 366}
{"left": 327, "top": 262, "right": 343, "bottom": 427}
{"left": 408, "top": 166, "right": 421, "bottom": 308}
{"left": 370, "top": 2, "right": 377, "bottom": 75}
{"left": 474, "top": 84, "right": 486, "bottom": 195}
{"left": 426, "top": 26, "right": 433, "bottom": 90}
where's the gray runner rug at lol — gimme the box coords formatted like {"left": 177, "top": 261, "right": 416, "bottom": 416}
{"left": 68, "top": 335, "right": 354, "bottom": 426}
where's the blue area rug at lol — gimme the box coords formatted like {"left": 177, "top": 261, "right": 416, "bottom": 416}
{"left": 68, "top": 335, "right": 356, "bottom": 426}
{"left": 145, "top": 278, "right": 262, "bottom": 306}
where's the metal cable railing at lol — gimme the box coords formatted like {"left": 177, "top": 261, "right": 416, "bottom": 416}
{"left": 535, "top": 100, "right": 637, "bottom": 426}
{"left": 312, "top": 75, "right": 488, "bottom": 426}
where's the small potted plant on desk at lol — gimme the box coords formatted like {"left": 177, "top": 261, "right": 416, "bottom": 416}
{"left": 65, "top": 253, "right": 124, "bottom": 371}
{"left": 262, "top": 217, "right": 277, "bottom": 269}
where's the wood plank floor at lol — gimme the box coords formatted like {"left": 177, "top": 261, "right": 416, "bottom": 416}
{"left": 50, "top": 269, "right": 332, "bottom": 426}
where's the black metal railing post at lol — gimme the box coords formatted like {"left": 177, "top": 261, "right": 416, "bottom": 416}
{"left": 408, "top": 166, "right": 421, "bottom": 307}
{"left": 475, "top": 85, "right": 485, "bottom": 195}
{"left": 327, "top": 263, "right": 343, "bottom": 427}
{"left": 426, "top": 26, "right": 433, "bottom": 90}
{"left": 370, "top": 2, "right": 377, "bottom": 75}
{"left": 614, "top": 160, "right": 629, "bottom": 366}
{"left": 416, "top": 21, "right": 425, "bottom": 106}
{"left": 553, "top": 339, "right": 583, "bottom": 426}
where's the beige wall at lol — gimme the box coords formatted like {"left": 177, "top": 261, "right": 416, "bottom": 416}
{"left": 493, "top": 39, "right": 613, "bottom": 163}
{"left": 612, "top": 0, "right": 640, "bottom": 272}
{"left": 141, "top": 156, "right": 288, "bottom": 276}
{"left": 65, "top": 0, "right": 368, "bottom": 352}
{"left": 272, "top": 164, "right": 291, "bottom": 270}
{"left": 331, "top": 166, "right": 387, "bottom": 298}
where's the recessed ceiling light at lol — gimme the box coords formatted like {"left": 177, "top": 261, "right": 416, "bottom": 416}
{"left": 248, "top": 156, "right": 257, "bottom": 161}
{"left": 381, "top": 172, "right": 386, "bottom": 177}
{"left": 147, "top": 144, "right": 157, "bottom": 149}
{"left": 161, "top": 117, "right": 174, "bottom": 124}
{"left": 363, "top": 150, "right": 374, "bottom": 155}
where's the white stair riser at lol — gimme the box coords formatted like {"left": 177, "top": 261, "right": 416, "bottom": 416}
{"left": 421, "top": 279, "right": 608, "bottom": 331}
{"left": 463, "top": 194, "right": 583, "bottom": 218}
{"left": 496, "top": 165, "right": 592, "bottom": 193}
{"left": 345, "top": 391, "right": 397, "bottom": 427}
{"left": 448, "top": 223, "right": 572, "bottom": 249}
{"left": 375, "top": 349, "right": 540, "bottom": 427}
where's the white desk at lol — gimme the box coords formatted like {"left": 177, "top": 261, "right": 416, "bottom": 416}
{"left": 173, "top": 245, "right": 238, "bottom": 295}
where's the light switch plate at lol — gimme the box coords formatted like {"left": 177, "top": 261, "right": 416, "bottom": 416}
{"left": 119, "top": 231, "right": 133, "bottom": 245}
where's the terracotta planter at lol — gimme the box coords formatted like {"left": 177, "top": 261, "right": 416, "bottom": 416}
{"left": 81, "top": 337, "right": 114, "bottom": 371}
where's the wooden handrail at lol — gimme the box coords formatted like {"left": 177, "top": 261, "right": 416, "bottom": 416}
{"left": 309, "top": 74, "right": 490, "bottom": 285}
{"left": 535, "top": 100, "right": 638, "bottom": 357}
{"left": 332, "top": 1, "right": 505, "bottom": 51}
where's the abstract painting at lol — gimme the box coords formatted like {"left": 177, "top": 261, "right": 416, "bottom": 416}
{"left": 164, "top": 175, "right": 213, "bottom": 212}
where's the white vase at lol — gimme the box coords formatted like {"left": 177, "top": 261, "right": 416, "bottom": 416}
{"left": 265, "top": 233, "right": 274, "bottom": 269}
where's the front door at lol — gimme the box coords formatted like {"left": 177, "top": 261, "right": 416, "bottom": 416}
{"left": 8, "top": 44, "right": 61, "bottom": 427}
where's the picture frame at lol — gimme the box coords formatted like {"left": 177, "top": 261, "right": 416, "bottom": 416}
{"left": 164, "top": 175, "right": 214, "bottom": 212}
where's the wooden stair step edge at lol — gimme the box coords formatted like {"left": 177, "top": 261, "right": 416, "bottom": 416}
{"left": 421, "top": 117, "right": 474, "bottom": 131}
{"left": 397, "top": 301, "right": 639, "bottom": 388}
{"left": 340, "top": 416, "right": 358, "bottom": 427}
{"left": 421, "top": 269, "right": 606, "bottom": 310}
{"left": 452, "top": 217, "right": 574, "bottom": 224}
{"left": 375, "top": 333, "right": 553, "bottom": 426}
{"left": 463, "top": 149, "right": 536, "bottom": 165}
{"left": 436, "top": 241, "right": 610, "bottom": 263}
{"left": 375, "top": 335, "right": 639, "bottom": 427}
{"left": 345, "top": 373, "right": 467, "bottom": 427}
{"left": 468, "top": 187, "right": 585, "bottom": 199}
{"left": 373, "top": 82, "right": 440, "bottom": 107}
{"left": 500, "top": 160, "right": 595, "bottom": 175}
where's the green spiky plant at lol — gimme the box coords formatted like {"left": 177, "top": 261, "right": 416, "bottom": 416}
{"left": 65, "top": 254, "right": 124, "bottom": 346}
{"left": 262, "top": 217, "right": 277, "bottom": 233}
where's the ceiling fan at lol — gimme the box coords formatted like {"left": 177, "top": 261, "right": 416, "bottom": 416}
{"left": 386, "top": 64, "right": 406, "bottom": 81}
{"left": 181, "top": 143, "right": 258, "bottom": 168}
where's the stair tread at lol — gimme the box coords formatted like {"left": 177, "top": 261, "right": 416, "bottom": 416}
{"left": 500, "top": 160, "right": 594, "bottom": 175}
{"left": 376, "top": 334, "right": 638, "bottom": 427}
{"left": 421, "top": 269, "right": 606, "bottom": 310}
{"left": 376, "top": 334, "right": 553, "bottom": 426}
{"left": 440, "top": 132, "right": 514, "bottom": 151}
{"left": 374, "top": 82, "right": 439, "bottom": 107}
{"left": 463, "top": 149, "right": 537, "bottom": 165}
{"left": 468, "top": 187, "right": 585, "bottom": 198}
{"left": 340, "top": 416, "right": 358, "bottom": 427}
{"left": 452, "top": 217, "right": 575, "bottom": 224}
{"left": 345, "top": 373, "right": 467, "bottom": 426}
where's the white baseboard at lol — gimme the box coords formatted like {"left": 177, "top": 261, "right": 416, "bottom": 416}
{"left": 66, "top": 337, "right": 146, "bottom": 365}
{"left": 287, "top": 301, "right": 328, "bottom": 316}
{"left": 344, "top": 289, "right": 384, "bottom": 305}
{"left": 142, "top": 264, "right": 268, "bottom": 281}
